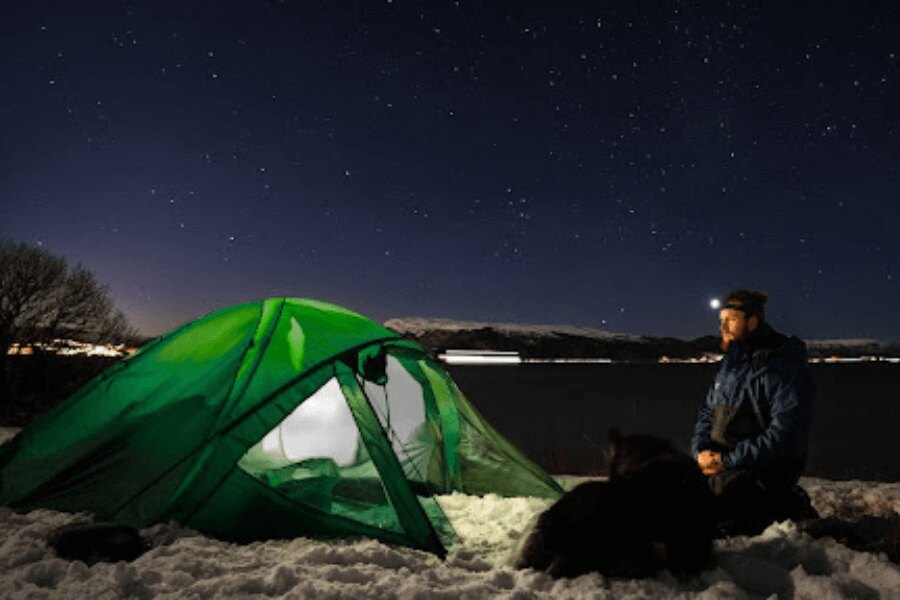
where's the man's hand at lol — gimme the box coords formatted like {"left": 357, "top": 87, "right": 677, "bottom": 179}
{"left": 697, "top": 450, "right": 724, "bottom": 476}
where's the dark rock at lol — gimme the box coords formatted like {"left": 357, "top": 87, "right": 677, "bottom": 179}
{"left": 48, "top": 522, "right": 148, "bottom": 565}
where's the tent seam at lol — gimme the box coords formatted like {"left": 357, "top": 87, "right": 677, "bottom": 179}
{"left": 160, "top": 298, "right": 289, "bottom": 517}
{"left": 102, "top": 300, "right": 290, "bottom": 521}
{"left": 336, "top": 364, "right": 448, "bottom": 556}
{"left": 219, "top": 298, "right": 287, "bottom": 427}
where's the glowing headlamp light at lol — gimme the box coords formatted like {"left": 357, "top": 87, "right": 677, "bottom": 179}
{"left": 710, "top": 298, "right": 752, "bottom": 314}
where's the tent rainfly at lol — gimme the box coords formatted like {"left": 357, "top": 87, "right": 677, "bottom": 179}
{"left": 0, "top": 298, "right": 562, "bottom": 556}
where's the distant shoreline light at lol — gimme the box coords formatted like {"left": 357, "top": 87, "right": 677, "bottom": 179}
{"left": 7, "top": 340, "right": 137, "bottom": 357}
{"left": 438, "top": 350, "right": 615, "bottom": 365}
{"left": 7, "top": 343, "right": 900, "bottom": 365}
{"left": 437, "top": 350, "right": 900, "bottom": 366}
{"left": 439, "top": 350, "right": 522, "bottom": 365}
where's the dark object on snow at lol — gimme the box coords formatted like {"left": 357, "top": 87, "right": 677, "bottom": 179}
{"left": 713, "top": 472, "right": 819, "bottom": 537}
{"left": 799, "top": 514, "right": 900, "bottom": 564}
{"left": 514, "top": 430, "right": 716, "bottom": 578}
{"left": 48, "top": 522, "right": 148, "bottom": 565}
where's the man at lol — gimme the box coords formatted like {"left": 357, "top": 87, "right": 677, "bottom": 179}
{"left": 691, "top": 289, "right": 817, "bottom": 536}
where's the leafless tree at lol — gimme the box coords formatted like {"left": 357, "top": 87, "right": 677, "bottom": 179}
{"left": 0, "top": 239, "right": 136, "bottom": 354}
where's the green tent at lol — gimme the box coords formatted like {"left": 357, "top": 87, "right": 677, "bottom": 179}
{"left": 0, "top": 298, "right": 561, "bottom": 556}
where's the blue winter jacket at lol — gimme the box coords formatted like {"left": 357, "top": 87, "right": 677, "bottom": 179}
{"left": 690, "top": 327, "right": 815, "bottom": 472}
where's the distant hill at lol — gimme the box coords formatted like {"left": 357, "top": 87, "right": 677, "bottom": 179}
{"left": 384, "top": 318, "right": 900, "bottom": 362}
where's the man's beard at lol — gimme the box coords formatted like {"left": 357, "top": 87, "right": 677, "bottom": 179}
{"left": 720, "top": 335, "right": 743, "bottom": 351}
{"left": 721, "top": 331, "right": 750, "bottom": 351}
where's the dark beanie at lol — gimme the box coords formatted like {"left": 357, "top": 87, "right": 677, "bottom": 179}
{"left": 722, "top": 289, "right": 768, "bottom": 320}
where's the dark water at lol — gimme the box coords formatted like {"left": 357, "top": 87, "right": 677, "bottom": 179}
{"left": 447, "top": 363, "right": 900, "bottom": 481}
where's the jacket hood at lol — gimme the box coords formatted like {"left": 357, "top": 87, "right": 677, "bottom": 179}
{"left": 725, "top": 322, "right": 808, "bottom": 370}
{"left": 749, "top": 323, "right": 808, "bottom": 370}
{"left": 773, "top": 335, "right": 809, "bottom": 362}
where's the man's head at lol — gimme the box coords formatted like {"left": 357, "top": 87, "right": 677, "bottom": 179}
{"left": 717, "top": 289, "right": 768, "bottom": 350}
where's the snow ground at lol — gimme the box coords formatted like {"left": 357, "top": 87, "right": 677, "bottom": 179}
{"left": 1, "top": 427, "right": 898, "bottom": 599}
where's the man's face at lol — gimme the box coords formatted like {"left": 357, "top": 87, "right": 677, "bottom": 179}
{"left": 719, "top": 307, "right": 754, "bottom": 350}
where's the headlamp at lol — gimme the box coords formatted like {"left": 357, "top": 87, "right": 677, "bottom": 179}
{"left": 711, "top": 298, "right": 753, "bottom": 314}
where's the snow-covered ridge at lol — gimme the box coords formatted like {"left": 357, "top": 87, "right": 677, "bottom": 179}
{"left": 385, "top": 318, "right": 900, "bottom": 361}
{"left": 384, "top": 317, "right": 643, "bottom": 342}
{"left": 385, "top": 317, "right": 671, "bottom": 361}
{"left": 805, "top": 339, "right": 883, "bottom": 347}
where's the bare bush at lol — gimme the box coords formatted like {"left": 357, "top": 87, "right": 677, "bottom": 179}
{"left": 0, "top": 239, "right": 136, "bottom": 353}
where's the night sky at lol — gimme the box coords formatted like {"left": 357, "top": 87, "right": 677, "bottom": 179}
{"left": 2, "top": 2, "right": 899, "bottom": 340}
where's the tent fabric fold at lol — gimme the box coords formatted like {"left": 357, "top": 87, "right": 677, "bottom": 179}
{"left": 0, "top": 297, "right": 562, "bottom": 555}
